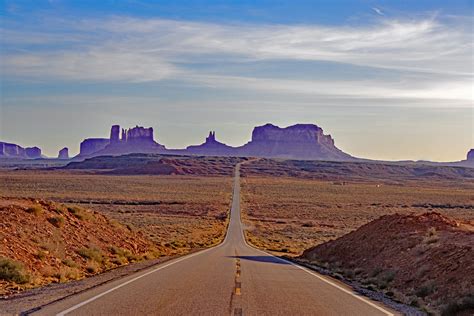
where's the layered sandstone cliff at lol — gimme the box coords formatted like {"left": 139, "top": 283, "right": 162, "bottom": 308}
{"left": 468, "top": 149, "right": 474, "bottom": 161}
{"left": 58, "top": 147, "right": 69, "bottom": 159}
{"left": 79, "top": 138, "right": 109, "bottom": 157}
{"left": 0, "top": 142, "right": 42, "bottom": 159}
{"left": 75, "top": 123, "right": 353, "bottom": 160}
{"left": 78, "top": 125, "right": 165, "bottom": 158}
{"left": 92, "top": 125, "right": 165, "bottom": 156}
{"left": 237, "top": 123, "right": 352, "bottom": 160}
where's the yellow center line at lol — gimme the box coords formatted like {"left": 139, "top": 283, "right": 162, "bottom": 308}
{"left": 235, "top": 258, "right": 241, "bottom": 295}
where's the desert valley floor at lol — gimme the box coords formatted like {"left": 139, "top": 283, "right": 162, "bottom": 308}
{"left": 0, "top": 155, "right": 473, "bottom": 315}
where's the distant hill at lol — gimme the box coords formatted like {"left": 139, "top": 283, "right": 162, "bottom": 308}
{"left": 241, "top": 158, "right": 474, "bottom": 182}
{"left": 64, "top": 153, "right": 244, "bottom": 176}
{"left": 301, "top": 212, "right": 474, "bottom": 315}
{"left": 62, "top": 154, "right": 474, "bottom": 183}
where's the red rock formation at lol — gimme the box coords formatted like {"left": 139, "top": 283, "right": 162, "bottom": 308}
{"left": 58, "top": 147, "right": 69, "bottom": 159}
{"left": 25, "top": 147, "right": 42, "bottom": 158}
{"left": 468, "top": 149, "right": 474, "bottom": 161}
{"left": 206, "top": 131, "right": 216, "bottom": 142}
{"left": 73, "top": 123, "right": 353, "bottom": 160}
{"left": 0, "top": 142, "right": 42, "bottom": 159}
{"left": 79, "top": 138, "right": 109, "bottom": 157}
{"left": 91, "top": 125, "right": 165, "bottom": 156}
{"left": 121, "top": 128, "right": 127, "bottom": 142}
{"left": 110, "top": 125, "right": 120, "bottom": 143}
{"left": 237, "top": 123, "right": 352, "bottom": 160}
{"left": 125, "top": 126, "right": 154, "bottom": 143}
{"left": 186, "top": 131, "right": 234, "bottom": 155}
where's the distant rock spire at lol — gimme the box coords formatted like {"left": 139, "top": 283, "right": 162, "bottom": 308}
{"left": 58, "top": 147, "right": 69, "bottom": 159}
{"left": 206, "top": 131, "right": 216, "bottom": 143}
{"left": 121, "top": 128, "right": 126, "bottom": 142}
{"left": 110, "top": 125, "right": 120, "bottom": 143}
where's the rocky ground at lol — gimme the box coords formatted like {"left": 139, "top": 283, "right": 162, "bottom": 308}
{"left": 0, "top": 198, "right": 167, "bottom": 296}
{"left": 300, "top": 212, "right": 474, "bottom": 315}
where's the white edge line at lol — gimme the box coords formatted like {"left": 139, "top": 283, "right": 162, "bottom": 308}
{"left": 56, "top": 245, "right": 222, "bottom": 316}
{"left": 249, "top": 246, "right": 394, "bottom": 316}
{"left": 55, "top": 166, "right": 242, "bottom": 315}
{"left": 237, "top": 176, "right": 394, "bottom": 316}
{"left": 58, "top": 163, "right": 394, "bottom": 316}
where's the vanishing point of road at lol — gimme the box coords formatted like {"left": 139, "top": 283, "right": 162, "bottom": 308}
{"left": 34, "top": 163, "right": 397, "bottom": 316}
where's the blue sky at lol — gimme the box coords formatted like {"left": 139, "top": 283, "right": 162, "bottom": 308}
{"left": 1, "top": 0, "right": 473, "bottom": 161}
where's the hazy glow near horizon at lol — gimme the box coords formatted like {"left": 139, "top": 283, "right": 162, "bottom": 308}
{"left": 0, "top": 0, "right": 473, "bottom": 161}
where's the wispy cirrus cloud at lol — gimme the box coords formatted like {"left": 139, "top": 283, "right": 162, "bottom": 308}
{"left": 1, "top": 14, "right": 473, "bottom": 101}
{"left": 183, "top": 74, "right": 473, "bottom": 102}
{"left": 372, "top": 7, "right": 384, "bottom": 16}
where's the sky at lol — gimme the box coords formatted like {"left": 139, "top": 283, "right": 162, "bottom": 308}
{"left": 0, "top": 0, "right": 473, "bottom": 161}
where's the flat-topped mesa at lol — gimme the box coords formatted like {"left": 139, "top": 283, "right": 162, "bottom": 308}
{"left": 74, "top": 122, "right": 354, "bottom": 160}
{"left": 76, "top": 125, "right": 164, "bottom": 158}
{"left": 0, "top": 142, "right": 42, "bottom": 159}
{"left": 79, "top": 138, "right": 109, "bottom": 157}
{"left": 1, "top": 143, "right": 21, "bottom": 157}
{"left": 251, "top": 123, "right": 332, "bottom": 145}
{"left": 468, "top": 149, "right": 474, "bottom": 161}
{"left": 124, "top": 126, "right": 154, "bottom": 144}
{"left": 239, "top": 123, "right": 352, "bottom": 160}
{"left": 92, "top": 125, "right": 165, "bottom": 156}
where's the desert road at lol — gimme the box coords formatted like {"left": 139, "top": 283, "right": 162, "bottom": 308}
{"left": 34, "top": 163, "right": 397, "bottom": 316}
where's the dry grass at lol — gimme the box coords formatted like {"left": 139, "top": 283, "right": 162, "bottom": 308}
{"left": 0, "top": 258, "right": 31, "bottom": 284}
{"left": 241, "top": 176, "right": 474, "bottom": 255}
{"left": 0, "top": 198, "right": 166, "bottom": 295}
{"left": 0, "top": 170, "right": 232, "bottom": 252}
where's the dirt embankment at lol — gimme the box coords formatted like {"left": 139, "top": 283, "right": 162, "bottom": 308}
{"left": 0, "top": 198, "right": 169, "bottom": 296}
{"left": 301, "top": 212, "right": 474, "bottom": 315}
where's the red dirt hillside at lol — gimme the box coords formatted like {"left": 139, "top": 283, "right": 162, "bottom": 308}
{"left": 301, "top": 212, "right": 474, "bottom": 315}
{"left": 0, "top": 198, "right": 168, "bottom": 296}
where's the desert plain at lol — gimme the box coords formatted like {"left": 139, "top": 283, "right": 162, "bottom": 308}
{"left": 1, "top": 155, "right": 473, "bottom": 314}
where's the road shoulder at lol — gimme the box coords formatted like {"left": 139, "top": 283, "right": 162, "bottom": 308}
{"left": 0, "top": 251, "right": 201, "bottom": 315}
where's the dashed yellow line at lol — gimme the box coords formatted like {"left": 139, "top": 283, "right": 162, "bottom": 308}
{"left": 235, "top": 258, "right": 241, "bottom": 295}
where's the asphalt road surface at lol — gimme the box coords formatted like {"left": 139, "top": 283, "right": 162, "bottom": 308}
{"left": 34, "top": 163, "right": 397, "bottom": 316}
